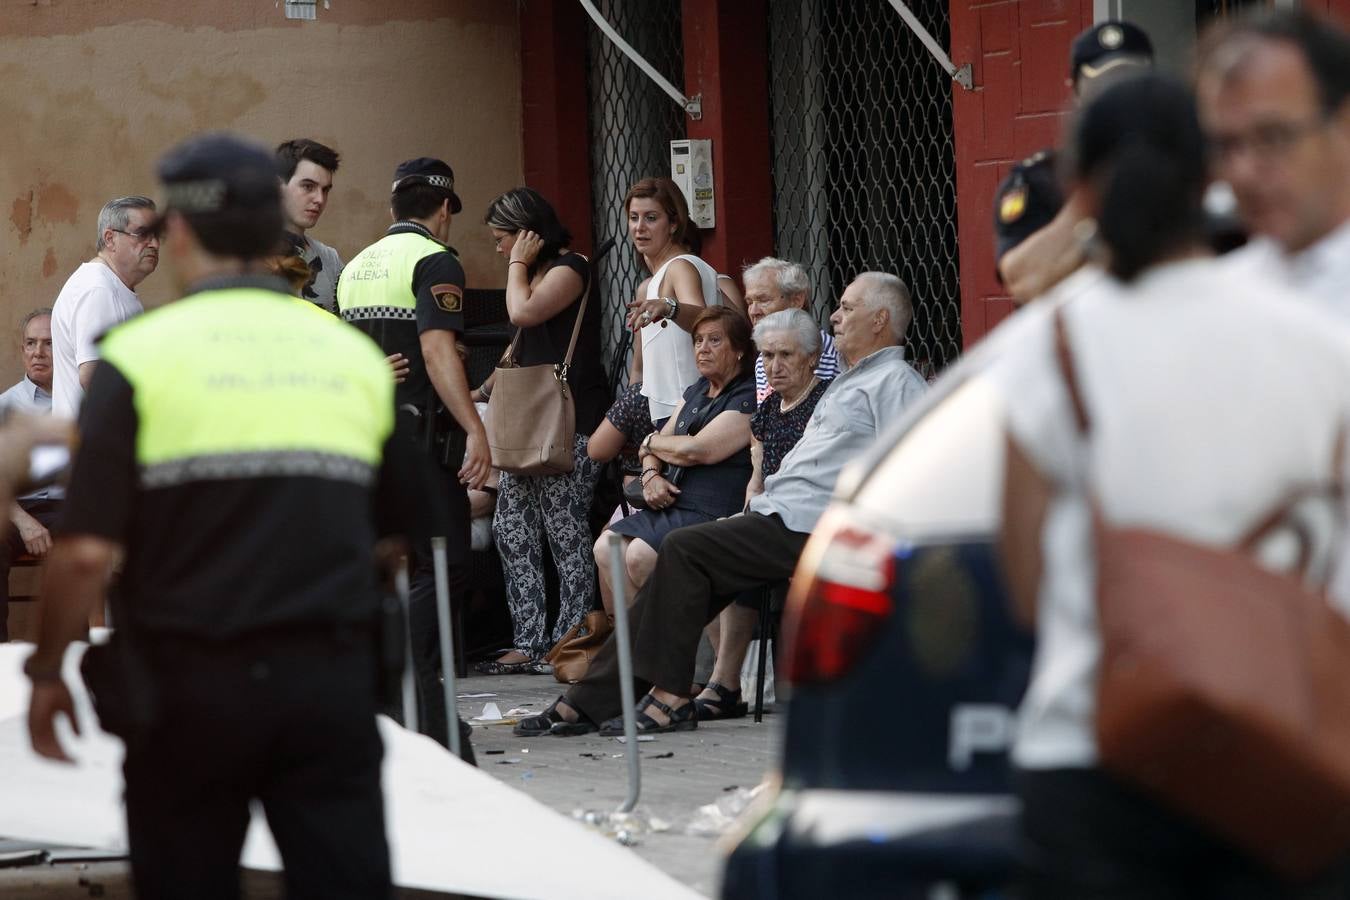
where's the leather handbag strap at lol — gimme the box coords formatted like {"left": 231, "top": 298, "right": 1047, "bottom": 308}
{"left": 1052, "top": 305, "right": 1343, "bottom": 573}
{"left": 501, "top": 253, "right": 593, "bottom": 370}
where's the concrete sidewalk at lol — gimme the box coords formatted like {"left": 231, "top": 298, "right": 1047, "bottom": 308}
{"left": 460, "top": 672, "right": 783, "bottom": 899}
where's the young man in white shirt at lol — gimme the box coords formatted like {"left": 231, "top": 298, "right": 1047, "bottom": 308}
{"left": 276, "top": 138, "right": 344, "bottom": 312}
{"left": 50, "top": 196, "right": 158, "bottom": 421}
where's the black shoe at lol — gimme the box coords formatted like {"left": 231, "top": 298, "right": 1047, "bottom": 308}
{"left": 513, "top": 696, "right": 597, "bottom": 737}
{"left": 599, "top": 694, "right": 697, "bottom": 736}
{"left": 693, "top": 681, "right": 748, "bottom": 721}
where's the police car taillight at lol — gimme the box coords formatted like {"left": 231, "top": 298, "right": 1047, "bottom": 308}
{"left": 782, "top": 513, "right": 896, "bottom": 684}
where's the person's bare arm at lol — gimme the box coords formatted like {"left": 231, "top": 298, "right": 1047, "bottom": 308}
{"left": 627, "top": 260, "right": 709, "bottom": 331}
{"left": 504, "top": 233, "right": 586, "bottom": 328}
{"left": 78, "top": 361, "right": 98, "bottom": 391}
{"left": 744, "top": 437, "right": 765, "bottom": 509}
{"left": 421, "top": 329, "right": 490, "bottom": 490}
{"left": 999, "top": 433, "right": 1052, "bottom": 629}
{"left": 27, "top": 534, "right": 120, "bottom": 762}
{"left": 644, "top": 409, "right": 752, "bottom": 468}
{"left": 998, "top": 193, "right": 1090, "bottom": 305}
{"left": 718, "top": 274, "right": 746, "bottom": 317}
{"left": 587, "top": 418, "right": 628, "bottom": 464}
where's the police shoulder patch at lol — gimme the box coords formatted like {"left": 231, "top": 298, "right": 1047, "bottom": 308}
{"left": 999, "top": 184, "right": 1028, "bottom": 224}
{"left": 431, "top": 283, "right": 463, "bottom": 313}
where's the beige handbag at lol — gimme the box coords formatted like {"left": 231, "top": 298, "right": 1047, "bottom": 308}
{"left": 487, "top": 258, "right": 591, "bottom": 476}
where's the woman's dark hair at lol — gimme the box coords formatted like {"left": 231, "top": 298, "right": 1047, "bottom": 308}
{"left": 624, "top": 176, "right": 702, "bottom": 255}
{"left": 1070, "top": 74, "right": 1207, "bottom": 282}
{"left": 691, "top": 305, "right": 755, "bottom": 380}
{"left": 483, "top": 187, "right": 573, "bottom": 273}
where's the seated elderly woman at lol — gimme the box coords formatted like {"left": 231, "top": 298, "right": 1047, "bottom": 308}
{"left": 595, "top": 306, "right": 757, "bottom": 617}
{"left": 697, "top": 308, "right": 833, "bottom": 719}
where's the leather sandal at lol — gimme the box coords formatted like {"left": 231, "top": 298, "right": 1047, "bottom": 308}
{"left": 599, "top": 694, "right": 698, "bottom": 736}
{"left": 693, "top": 681, "right": 748, "bottom": 721}
{"left": 513, "top": 696, "right": 597, "bottom": 737}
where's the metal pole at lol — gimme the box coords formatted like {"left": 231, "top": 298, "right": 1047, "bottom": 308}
{"left": 395, "top": 560, "right": 418, "bottom": 735}
{"left": 432, "top": 536, "right": 462, "bottom": 759}
{"left": 607, "top": 532, "right": 641, "bottom": 813}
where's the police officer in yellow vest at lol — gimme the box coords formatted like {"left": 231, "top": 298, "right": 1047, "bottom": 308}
{"left": 337, "top": 158, "right": 489, "bottom": 752}
{"left": 26, "top": 133, "right": 424, "bottom": 900}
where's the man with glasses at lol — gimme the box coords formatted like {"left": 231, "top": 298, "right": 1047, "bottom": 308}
{"left": 51, "top": 196, "right": 158, "bottom": 421}
{"left": 1199, "top": 10, "right": 1350, "bottom": 311}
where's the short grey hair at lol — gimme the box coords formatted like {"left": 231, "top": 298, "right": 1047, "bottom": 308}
{"left": 18, "top": 307, "right": 52, "bottom": 338}
{"left": 855, "top": 272, "right": 913, "bottom": 342}
{"left": 753, "top": 308, "right": 820, "bottom": 356}
{"left": 743, "top": 256, "right": 810, "bottom": 301}
{"left": 95, "top": 196, "right": 156, "bottom": 251}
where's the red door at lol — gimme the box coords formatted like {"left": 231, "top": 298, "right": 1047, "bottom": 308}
{"left": 950, "top": 0, "right": 1094, "bottom": 346}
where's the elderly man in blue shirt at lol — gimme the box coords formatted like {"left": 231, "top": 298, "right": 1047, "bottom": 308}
{"left": 517, "top": 272, "right": 929, "bottom": 736}
{"left": 0, "top": 308, "right": 59, "bottom": 640}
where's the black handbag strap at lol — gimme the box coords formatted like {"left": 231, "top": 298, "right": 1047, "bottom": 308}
{"left": 1052, "top": 305, "right": 1343, "bottom": 572}
{"left": 502, "top": 253, "right": 593, "bottom": 376}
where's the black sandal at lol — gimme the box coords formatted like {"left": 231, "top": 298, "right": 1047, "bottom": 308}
{"left": 513, "top": 696, "right": 597, "bottom": 737}
{"left": 694, "top": 681, "right": 748, "bottom": 721}
{"left": 599, "top": 694, "right": 698, "bottom": 736}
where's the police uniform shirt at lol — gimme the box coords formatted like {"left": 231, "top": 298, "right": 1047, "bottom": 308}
{"left": 57, "top": 274, "right": 426, "bottom": 638}
{"left": 336, "top": 221, "right": 466, "bottom": 414}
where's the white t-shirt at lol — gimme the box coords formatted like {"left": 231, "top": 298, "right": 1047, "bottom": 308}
{"left": 986, "top": 258, "right": 1350, "bottom": 770}
{"left": 640, "top": 253, "right": 721, "bottom": 422}
{"left": 51, "top": 261, "right": 144, "bottom": 420}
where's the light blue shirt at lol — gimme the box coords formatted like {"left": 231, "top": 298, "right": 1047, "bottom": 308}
{"left": 0, "top": 376, "right": 54, "bottom": 501}
{"left": 749, "top": 345, "right": 928, "bottom": 533}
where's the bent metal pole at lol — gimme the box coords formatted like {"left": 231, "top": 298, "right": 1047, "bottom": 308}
{"left": 607, "top": 531, "right": 641, "bottom": 813}
{"left": 432, "top": 536, "right": 462, "bottom": 759}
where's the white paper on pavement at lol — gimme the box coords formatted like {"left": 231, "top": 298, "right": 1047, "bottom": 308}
{"left": 0, "top": 644, "right": 703, "bottom": 900}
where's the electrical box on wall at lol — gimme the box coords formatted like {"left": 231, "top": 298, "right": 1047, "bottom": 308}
{"left": 670, "top": 139, "right": 715, "bottom": 229}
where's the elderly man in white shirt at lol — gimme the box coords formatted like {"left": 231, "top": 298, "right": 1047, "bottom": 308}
{"left": 1198, "top": 10, "right": 1350, "bottom": 307}
{"left": 0, "top": 308, "right": 60, "bottom": 640}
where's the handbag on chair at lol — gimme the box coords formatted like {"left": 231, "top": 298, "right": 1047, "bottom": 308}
{"left": 1052, "top": 307, "right": 1350, "bottom": 878}
{"left": 487, "top": 258, "right": 592, "bottom": 476}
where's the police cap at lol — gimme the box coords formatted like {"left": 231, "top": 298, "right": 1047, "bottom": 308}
{"left": 994, "top": 149, "right": 1063, "bottom": 263}
{"left": 1071, "top": 21, "right": 1154, "bottom": 89}
{"left": 156, "top": 132, "right": 282, "bottom": 217}
{"left": 391, "top": 157, "right": 463, "bottom": 214}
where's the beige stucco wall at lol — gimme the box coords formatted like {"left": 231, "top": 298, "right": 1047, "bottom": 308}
{"left": 0, "top": 0, "right": 522, "bottom": 378}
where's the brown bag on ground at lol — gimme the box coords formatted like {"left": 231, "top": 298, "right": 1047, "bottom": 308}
{"left": 487, "top": 257, "right": 591, "bottom": 476}
{"left": 1053, "top": 307, "right": 1350, "bottom": 879}
{"left": 544, "top": 609, "right": 613, "bottom": 684}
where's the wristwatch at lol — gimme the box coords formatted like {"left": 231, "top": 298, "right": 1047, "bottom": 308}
{"left": 661, "top": 296, "right": 679, "bottom": 320}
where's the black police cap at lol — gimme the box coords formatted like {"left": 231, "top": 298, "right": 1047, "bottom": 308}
{"left": 993, "top": 149, "right": 1064, "bottom": 263}
{"left": 391, "top": 157, "right": 463, "bottom": 215}
{"left": 156, "top": 132, "right": 281, "bottom": 215}
{"left": 1071, "top": 21, "right": 1154, "bottom": 86}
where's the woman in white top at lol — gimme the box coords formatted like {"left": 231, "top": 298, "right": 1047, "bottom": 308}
{"left": 996, "top": 74, "right": 1350, "bottom": 897}
{"left": 621, "top": 176, "right": 728, "bottom": 424}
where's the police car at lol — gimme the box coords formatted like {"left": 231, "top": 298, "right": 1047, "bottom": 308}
{"left": 721, "top": 361, "right": 1032, "bottom": 900}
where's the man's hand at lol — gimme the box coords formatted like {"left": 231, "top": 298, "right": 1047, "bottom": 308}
{"left": 28, "top": 678, "right": 79, "bottom": 763}
{"left": 385, "top": 353, "right": 410, "bottom": 384}
{"left": 459, "top": 429, "right": 492, "bottom": 491}
{"left": 15, "top": 512, "right": 52, "bottom": 557}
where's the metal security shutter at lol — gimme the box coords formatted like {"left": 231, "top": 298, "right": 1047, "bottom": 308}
{"left": 767, "top": 0, "right": 961, "bottom": 379}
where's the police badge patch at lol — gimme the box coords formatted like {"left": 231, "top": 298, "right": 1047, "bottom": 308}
{"left": 999, "top": 184, "right": 1028, "bottom": 224}
{"left": 431, "top": 283, "right": 462, "bottom": 313}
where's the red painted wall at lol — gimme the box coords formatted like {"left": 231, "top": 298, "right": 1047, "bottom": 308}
{"left": 949, "top": 0, "right": 1095, "bottom": 346}
{"left": 680, "top": 0, "right": 775, "bottom": 279}
{"left": 519, "top": 1, "right": 593, "bottom": 255}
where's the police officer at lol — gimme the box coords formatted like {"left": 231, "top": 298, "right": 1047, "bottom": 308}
{"left": 26, "top": 132, "right": 425, "bottom": 900}
{"left": 994, "top": 20, "right": 1154, "bottom": 303}
{"left": 337, "top": 158, "right": 488, "bottom": 751}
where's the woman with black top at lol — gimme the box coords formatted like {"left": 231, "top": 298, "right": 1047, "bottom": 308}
{"left": 474, "top": 188, "right": 608, "bottom": 673}
{"left": 597, "top": 306, "right": 757, "bottom": 620}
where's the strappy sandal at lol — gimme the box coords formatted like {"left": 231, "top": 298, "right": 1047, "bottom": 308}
{"left": 513, "top": 696, "right": 597, "bottom": 737}
{"left": 599, "top": 694, "right": 698, "bottom": 736}
{"left": 693, "top": 681, "right": 748, "bottom": 721}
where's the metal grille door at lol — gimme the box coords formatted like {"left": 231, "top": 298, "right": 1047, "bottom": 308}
{"left": 585, "top": 0, "right": 686, "bottom": 382}
{"left": 768, "top": 0, "right": 961, "bottom": 379}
